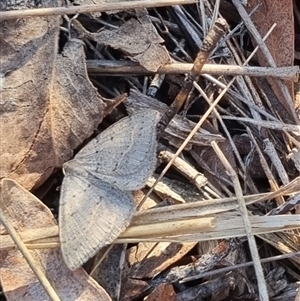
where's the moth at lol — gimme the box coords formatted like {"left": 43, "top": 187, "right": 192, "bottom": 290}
{"left": 59, "top": 110, "right": 159, "bottom": 270}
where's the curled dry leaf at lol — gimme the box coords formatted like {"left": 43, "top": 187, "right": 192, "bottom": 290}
{"left": 0, "top": 178, "right": 112, "bottom": 301}
{"left": 93, "top": 17, "right": 171, "bottom": 72}
{"left": 0, "top": 5, "right": 107, "bottom": 189}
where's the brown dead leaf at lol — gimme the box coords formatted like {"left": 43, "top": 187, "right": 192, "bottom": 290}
{"left": 0, "top": 178, "right": 111, "bottom": 301}
{"left": 93, "top": 16, "right": 171, "bottom": 72}
{"left": 247, "top": 0, "right": 294, "bottom": 67}
{"left": 246, "top": 0, "right": 295, "bottom": 117}
{"left": 146, "top": 283, "right": 178, "bottom": 301}
{"left": 0, "top": 8, "right": 108, "bottom": 190}
{"left": 125, "top": 242, "right": 196, "bottom": 279}
{"left": 120, "top": 278, "right": 150, "bottom": 301}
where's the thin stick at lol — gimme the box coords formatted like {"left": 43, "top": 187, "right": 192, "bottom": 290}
{"left": 211, "top": 141, "right": 269, "bottom": 301}
{"left": 181, "top": 251, "right": 300, "bottom": 283}
{"left": 86, "top": 60, "right": 298, "bottom": 79}
{"left": 157, "top": 18, "right": 229, "bottom": 137}
{"left": 158, "top": 146, "right": 207, "bottom": 190}
{"left": 220, "top": 116, "right": 300, "bottom": 133}
{"left": 246, "top": 127, "right": 283, "bottom": 205}
{"left": 0, "top": 208, "right": 61, "bottom": 301}
{"left": 0, "top": 0, "right": 197, "bottom": 20}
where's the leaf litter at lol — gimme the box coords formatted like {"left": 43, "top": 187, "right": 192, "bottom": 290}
{"left": 1, "top": 0, "right": 300, "bottom": 301}
{"left": 0, "top": 179, "right": 112, "bottom": 301}
{"left": 0, "top": 1, "right": 124, "bottom": 190}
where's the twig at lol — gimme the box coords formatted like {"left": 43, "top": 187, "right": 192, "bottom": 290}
{"left": 157, "top": 18, "right": 229, "bottom": 137}
{"left": 268, "top": 193, "right": 300, "bottom": 215}
{"left": 295, "top": 283, "right": 300, "bottom": 301}
{"left": 211, "top": 141, "right": 269, "bottom": 301}
{"left": 158, "top": 146, "right": 208, "bottom": 190}
{"left": 181, "top": 251, "right": 300, "bottom": 283}
{"left": 219, "top": 116, "right": 300, "bottom": 133}
{"left": 193, "top": 81, "right": 246, "bottom": 172}
{"left": 0, "top": 207, "right": 61, "bottom": 301}
{"left": 170, "top": 5, "right": 202, "bottom": 52}
{"left": 263, "top": 138, "right": 290, "bottom": 185}
{"left": 289, "top": 148, "right": 300, "bottom": 172}
{"left": 0, "top": 0, "right": 197, "bottom": 20}
{"left": 246, "top": 128, "right": 284, "bottom": 205}
{"left": 86, "top": 60, "right": 299, "bottom": 79}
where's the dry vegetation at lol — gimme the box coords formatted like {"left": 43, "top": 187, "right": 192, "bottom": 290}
{"left": 1, "top": 0, "right": 300, "bottom": 301}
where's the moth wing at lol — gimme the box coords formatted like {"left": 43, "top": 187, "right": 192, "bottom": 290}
{"left": 59, "top": 164, "right": 135, "bottom": 270}
{"left": 74, "top": 110, "right": 159, "bottom": 191}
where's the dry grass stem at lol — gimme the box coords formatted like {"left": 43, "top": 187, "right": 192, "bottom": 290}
{"left": 0, "top": 208, "right": 61, "bottom": 301}
{"left": 0, "top": 0, "right": 197, "bottom": 20}
{"left": 211, "top": 141, "right": 269, "bottom": 301}
{"left": 1, "top": 214, "right": 299, "bottom": 249}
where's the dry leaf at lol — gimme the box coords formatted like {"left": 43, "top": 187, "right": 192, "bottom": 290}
{"left": 0, "top": 178, "right": 111, "bottom": 301}
{"left": 125, "top": 242, "right": 196, "bottom": 279}
{"left": 93, "top": 17, "right": 171, "bottom": 72}
{"left": 246, "top": 0, "right": 295, "bottom": 117}
{"left": 146, "top": 283, "right": 178, "bottom": 301}
{"left": 120, "top": 278, "right": 150, "bottom": 301}
{"left": 0, "top": 9, "right": 107, "bottom": 189}
{"left": 247, "top": 0, "right": 294, "bottom": 68}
